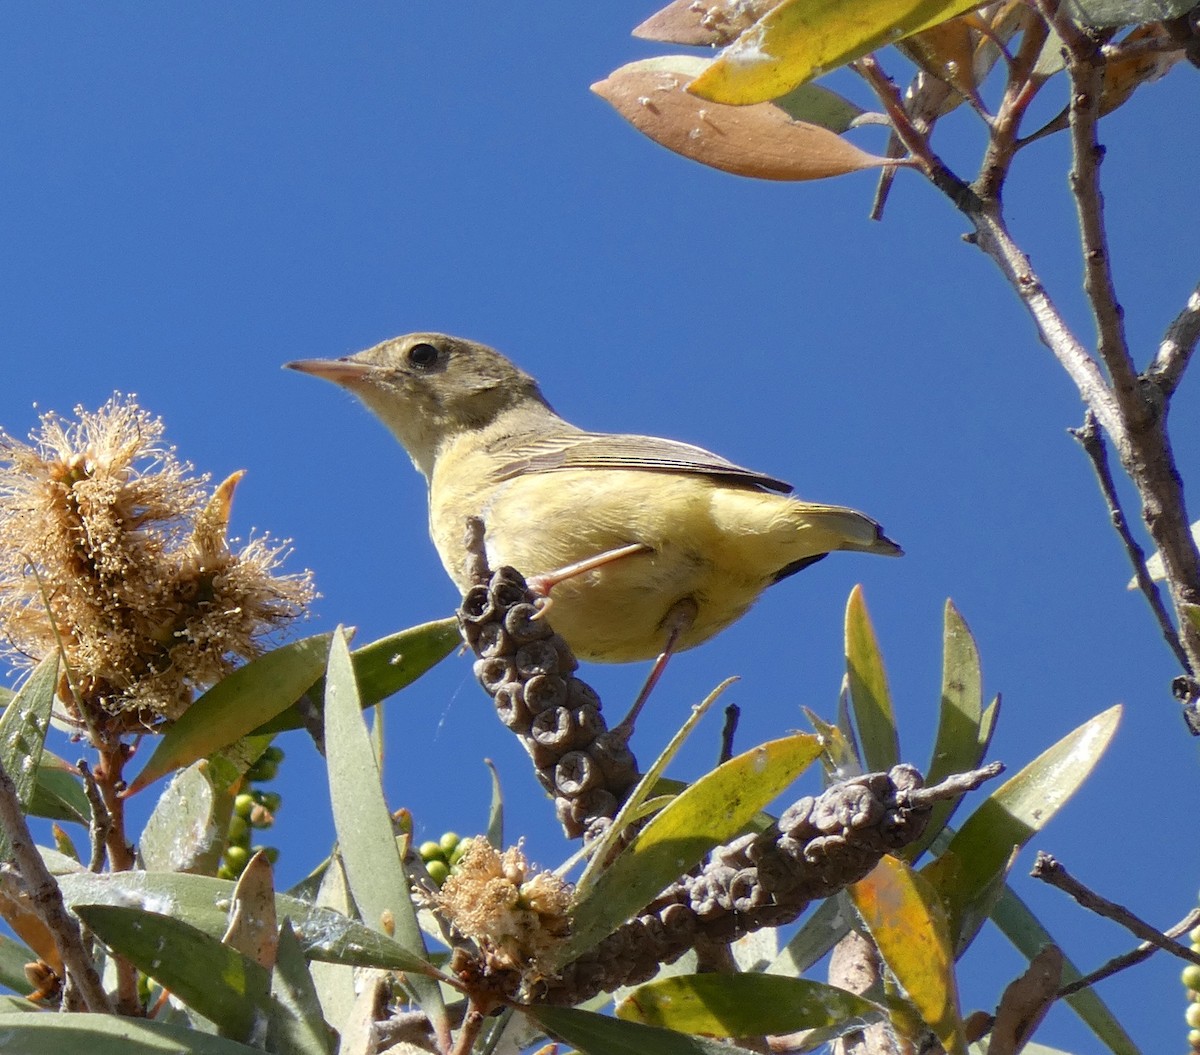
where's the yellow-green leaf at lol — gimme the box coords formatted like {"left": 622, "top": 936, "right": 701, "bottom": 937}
{"left": 845, "top": 585, "right": 898, "bottom": 771}
{"left": 616, "top": 971, "right": 886, "bottom": 1037}
{"left": 0, "top": 654, "right": 57, "bottom": 859}
{"left": 928, "top": 705, "right": 1121, "bottom": 950}
{"left": 689, "top": 0, "right": 994, "bottom": 103}
{"left": 532, "top": 1005, "right": 762, "bottom": 1055}
{"left": 850, "top": 856, "right": 966, "bottom": 1055}
{"left": 559, "top": 734, "right": 822, "bottom": 966}
{"left": 593, "top": 59, "right": 895, "bottom": 182}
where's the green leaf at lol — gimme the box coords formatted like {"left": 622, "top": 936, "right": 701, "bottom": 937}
{"left": 0, "top": 1013, "right": 265, "bottom": 1053}
{"left": 577, "top": 678, "right": 733, "bottom": 898}
{"left": 767, "top": 892, "right": 852, "bottom": 976}
{"left": 0, "top": 934, "right": 37, "bottom": 995}
{"left": 560, "top": 734, "right": 821, "bottom": 967}
{"left": 1066, "top": 0, "right": 1195, "bottom": 26}
{"left": 908, "top": 601, "right": 985, "bottom": 858}
{"left": 485, "top": 758, "right": 504, "bottom": 849}
{"left": 0, "top": 655, "right": 58, "bottom": 858}
{"left": 772, "top": 83, "right": 865, "bottom": 132}
{"left": 991, "top": 888, "right": 1140, "bottom": 1055}
{"left": 75, "top": 904, "right": 272, "bottom": 1041}
{"left": 929, "top": 705, "right": 1121, "bottom": 950}
{"left": 617, "top": 972, "right": 886, "bottom": 1037}
{"left": 324, "top": 628, "right": 449, "bottom": 1045}
{"left": 254, "top": 618, "right": 460, "bottom": 735}
{"left": 268, "top": 920, "right": 336, "bottom": 1055}
{"left": 29, "top": 757, "right": 91, "bottom": 826}
{"left": 139, "top": 761, "right": 227, "bottom": 874}
{"left": 844, "top": 586, "right": 898, "bottom": 771}
{"left": 532, "top": 1004, "right": 764, "bottom": 1055}
{"left": 689, "top": 0, "right": 995, "bottom": 102}
{"left": 57, "top": 870, "right": 435, "bottom": 974}
{"left": 850, "top": 856, "right": 966, "bottom": 1055}
{"left": 128, "top": 633, "right": 334, "bottom": 794}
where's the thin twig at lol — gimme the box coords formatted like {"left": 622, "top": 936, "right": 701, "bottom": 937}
{"left": 1033, "top": 0, "right": 1140, "bottom": 414}
{"left": 1032, "top": 852, "right": 1200, "bottom": 967}
{"left": 0, "top": 757, "right": 111, "bottom": 1012}
{"left": 1148, "top": 280, "right": 1200, "bottom": 397}
{"left": 77, "top": 760, "right": 111, "bottom": 874}
{"left": 1069, "top": 413, "right": 1189, "bottom": 668}
{"left": 1059, "top": 908, "right": 1200, "bottom": 997}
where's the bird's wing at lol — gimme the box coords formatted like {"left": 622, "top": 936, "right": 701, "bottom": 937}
{"left": 490, "top": 431, "right": 794, "bottom": 494}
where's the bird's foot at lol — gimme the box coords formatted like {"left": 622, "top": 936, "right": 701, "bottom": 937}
{"left": 527, "top": 542, "right": 652, "bottom": 620}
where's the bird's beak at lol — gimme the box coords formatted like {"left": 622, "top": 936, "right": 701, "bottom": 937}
{"left": 285, "top": 358, "right": 377, "bottom": 387}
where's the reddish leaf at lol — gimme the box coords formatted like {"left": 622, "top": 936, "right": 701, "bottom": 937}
{"left": 593, "top": 59, "right": 896, "bottom": 182}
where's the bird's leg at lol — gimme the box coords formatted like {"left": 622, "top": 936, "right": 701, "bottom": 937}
{"left": 526, "top": 542, "right": 651, "bottom": 618}
{"left": 612, "top": 597, "right": 698, "bottom": 743}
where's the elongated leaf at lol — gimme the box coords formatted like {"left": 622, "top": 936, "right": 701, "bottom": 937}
{"left": 76, "top": 904, "right": 271, "bottom": 1041}
{"left": 268, "top": 920, "right": 335, "bottom": 1055}
{"left": 28, "top": 758, "right": 91, "bottom": 826}
{"left": 991, "top": 887, "right": 1140, "bottom": 1055}
{"left": 0, "top": 655, "right": 57, "bottom": 858}
{"left": 57, "top": 870, "right": 434, "bottom": 974}
{"left": 690, "top": 0, "right": 995, "bottom": 103}
{"left": 577, "top": 678, "right": 733, "bottom": 898}
{"left": 139, "top": 760, "right": 226, "bottom": 874}
{"left": 256, "top": 618, "right": 460, "bottom": 735}
{"left": 772, "top": 83, "right": 866, "bottom": 132}
{"left": 844, "top": 586, "right": 898, "bottom": 771}
{"left": 128, "top": 633, "right": 334, "bottom": 794}
{"left": 560, "top": 734, "right": 821, "bottom": 966}
{"left": 617, "top": 972, "right": 886, "bottom": 1037}
{"left": 1066, "top": 0, "right": 1195, "bottom": 26}
{"left": 324, "top": 629, "right": 448, "bottom": 1046}
{"left": 593, "top": 59, "right": 894, "bottom": 182}
{"left": 767, "top": 891, "right": 852, "bottom": 977}
{"left": 929, "top": 705, "right": 1120, "bottom": 950}
{"left": 850, "top": 856, "right": 966, "bottom": 1055}
{"left": 532, "top": 1004, "right": 763, "bottom": 1055}
{"left": 0, "top": 933, "right": 37, "bottom": 995}
{"left": 907, "top": 601, "right": 985, "bottom": 859}
{"left": 634, "top": 0, "right": 778, "bottom": 46}
{"left": 0, "top": 1013, "right": 264, "bottom": 1053}
{"left": 485, "top": 758, "right": 504, "bottom": 849}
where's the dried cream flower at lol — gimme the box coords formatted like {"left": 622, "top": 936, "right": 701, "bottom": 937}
{"left": 0, "top": 395, "right": 316, "bottom": 728}
{"left": 437, "top": 839, "right": 571, "bottom": 973}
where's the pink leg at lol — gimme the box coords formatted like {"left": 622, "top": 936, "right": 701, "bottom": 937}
{"left": 526, "top": 542, "right": 651, "bottom": 621}
{"left": 612, "top": 597, "right": 698, "bottom": 742}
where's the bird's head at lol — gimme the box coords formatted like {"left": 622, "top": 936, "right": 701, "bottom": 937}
{"left": 287, "top": 332, "right": 548, "bottom": 476}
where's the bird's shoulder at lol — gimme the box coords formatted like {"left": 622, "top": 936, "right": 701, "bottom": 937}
{"left": 485, "top": 428, "right": 794, "bottom": 494}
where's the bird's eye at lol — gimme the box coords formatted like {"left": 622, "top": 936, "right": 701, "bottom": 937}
{"left": 407, "top": 342, "right": 440, "bottom": 369}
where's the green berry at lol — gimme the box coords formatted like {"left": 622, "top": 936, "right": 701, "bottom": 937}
{"left": 439, "top": 831, "right": 460, "bottom": 855}
{"left": 449, "top": 840, "right": 469, "bottom": 866}
{"left": 227, "top": 815, "right": 249, "bottom": 844}
{"left": 418, "top": 840, "right": 445, "bottom": 863}
{"left": 217, "top": 864, "right": 238, "bottom": 881}
{"left": 1186, "top": 1003, "right": 1200, "bottom": 1030}
{"left": 224, "top": 845, "right": 249, "bottom": 872}
{"left": 1189, "top": 1029, "right": 1200, "bottom": 1050}
{"left": 246, "top": 758, "right": 279, "bottom": 782}
{"left": 1191, "top": 926, "right": 1200, "bottom": 945}
{"left": 262, "top": 746, "right": 285, "bottom": 763}
{"left": 234, "top": 793, "right": 255, "bottom": 818}
{"left": 1183, "top": 964, "right": 1200, "bottom": 991}
{"left": 427, "top": 859, "right": 450, "bottom": 886}
{"left": 252, "top": 845, "right": 281, "bottom": 865}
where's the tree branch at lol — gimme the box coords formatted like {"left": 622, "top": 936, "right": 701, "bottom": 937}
{"left": 1069, "top": 413, "right": 1188, "bottom": 668}
{"left": 1148, "top": 279, "right": 1200, "bottom": 397}
{"left": 0, "top": 758, "right": 111, "bottom": 1012}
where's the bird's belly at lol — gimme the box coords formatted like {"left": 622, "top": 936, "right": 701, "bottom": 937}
{"left": 436, "top": 470, "right": 770, "bottom": 663}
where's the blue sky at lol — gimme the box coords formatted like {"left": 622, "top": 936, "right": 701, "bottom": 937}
{"left": 1, "top": 4, "right": 1198, "bottom": 1051}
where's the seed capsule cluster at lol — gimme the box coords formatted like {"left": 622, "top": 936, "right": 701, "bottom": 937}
{"left": 458, "top": 565, "right": 639, "bottom": 840}
{"left": 535, "top": 763, "right": 947, "bottom": 1005}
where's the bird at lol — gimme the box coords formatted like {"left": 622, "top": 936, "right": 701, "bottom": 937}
{"left": 287, "top": 332, "right": 901, "bottom": 667}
